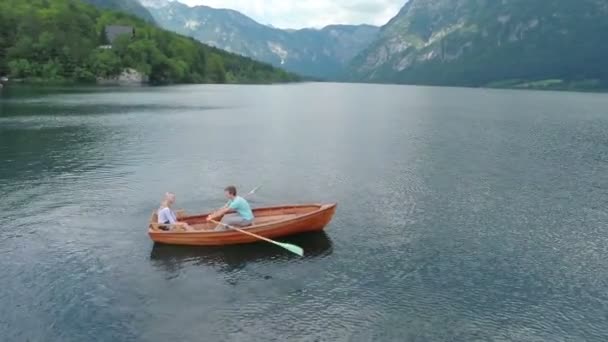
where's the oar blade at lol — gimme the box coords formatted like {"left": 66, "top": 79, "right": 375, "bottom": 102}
{"left": 210, "top": 218, "right": 302, "bottom": 256}
{"left": 277, "top": 242, "right": 304, "bottom": 257}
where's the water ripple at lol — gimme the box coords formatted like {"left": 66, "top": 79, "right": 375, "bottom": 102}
{"left": 3, "top": 84, "right": 608, "bottom": 341}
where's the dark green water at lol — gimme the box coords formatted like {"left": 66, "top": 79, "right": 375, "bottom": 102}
{"left": 2, "top": 83, "right": 608, "bottom": 341}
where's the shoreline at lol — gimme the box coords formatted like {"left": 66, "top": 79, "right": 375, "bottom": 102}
{"left": 2, "top": 79, "right": 607, "bottom": 94}
{"left": 0, "top": 78, "right": 303, "bottom": 88}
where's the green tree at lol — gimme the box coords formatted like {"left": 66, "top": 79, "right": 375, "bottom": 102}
{"left": 89, "top": 49, "right": 121, "bottom": 77}
{"left": 208, "top": 54, "right": 226, "bottom": 83}
{"left": 112, "top": 34, "right": 132, "bottom": 58}
{"left": 41, "top": 60, "right": 63, "bottom": 80}
{"left": 98, "top": 27, "right": 108, "bottom": 45}
{"left": 8, "top": 59, "right": 33, "bottom": 78}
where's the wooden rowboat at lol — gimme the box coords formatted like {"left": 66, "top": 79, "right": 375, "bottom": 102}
{"left": 148, "top": 203, "right": 337, "bottom": 246}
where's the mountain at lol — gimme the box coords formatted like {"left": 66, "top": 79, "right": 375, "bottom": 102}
{"left": 142, "top": 1, "right": 379, "bottom": 79}
{"left": 0, "top": 0, "right": 298, "bottom": 84}
{"left": 350, "top": 0, "right": 608, "bottom": 90}
{"left": 82, "top": 0, "right": 156, "bottom": 23}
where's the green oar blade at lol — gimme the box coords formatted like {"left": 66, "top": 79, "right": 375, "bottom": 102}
{"left": 275, "top": 242, "right": 304, "bottom": 257}
{"left": 210, "top": 218, "right": 302, "bottom": 256}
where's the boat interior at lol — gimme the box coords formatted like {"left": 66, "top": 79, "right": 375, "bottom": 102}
{"left": 150, "top": 204, "right": 323, "bottom": 232}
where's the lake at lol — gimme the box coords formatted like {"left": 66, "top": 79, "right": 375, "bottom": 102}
{"left": 2, "top": 83, "right": 608, "bottom": 341}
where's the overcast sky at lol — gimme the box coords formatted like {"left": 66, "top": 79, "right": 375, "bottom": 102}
{"left": 177, "top": 0, "right": 405, "bottom": 29}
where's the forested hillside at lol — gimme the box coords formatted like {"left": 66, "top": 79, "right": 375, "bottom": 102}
{"left": 0, "top": 0, "right": 298, "bottom": 84}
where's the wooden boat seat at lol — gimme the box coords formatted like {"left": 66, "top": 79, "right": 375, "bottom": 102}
{"left": 253, "top": 214, "right": 299, "bottom": 225}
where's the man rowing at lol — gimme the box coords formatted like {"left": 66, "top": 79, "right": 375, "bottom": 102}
{"left": 207, "top": 185, "right": 254, "bottom": 230}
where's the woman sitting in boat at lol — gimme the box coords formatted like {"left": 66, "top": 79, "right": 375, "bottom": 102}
{"left": 207, "top": 186, "right": 254, "bottom": 230}
{"left": 157, "top": 192, "right": 190, "bottom": 231}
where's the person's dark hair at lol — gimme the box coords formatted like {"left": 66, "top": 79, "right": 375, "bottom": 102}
{"left": 224, "top": 185, "right": 237, "bottom": 196}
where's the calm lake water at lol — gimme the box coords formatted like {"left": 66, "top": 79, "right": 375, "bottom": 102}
{"left": 2, "top": 83, "right": 608, "bottom": 341}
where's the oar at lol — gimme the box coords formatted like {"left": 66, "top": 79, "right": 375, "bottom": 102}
{"left": 245, "top": 185, "right": 261, "bottom": 196}
{"left": 209, "top": 219, "right": 304, "bottom": 257}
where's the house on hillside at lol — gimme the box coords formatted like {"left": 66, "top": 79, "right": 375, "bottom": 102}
{"left": 103, "top": 25, "right": 135, "bottom": 46}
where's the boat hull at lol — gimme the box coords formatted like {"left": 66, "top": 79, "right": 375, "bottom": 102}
{"left": 148, "top": 203, "right": 337, "bottom": 246}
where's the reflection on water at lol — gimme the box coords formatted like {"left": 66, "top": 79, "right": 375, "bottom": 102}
{"left": 149, "top": 231, "right": 333, "bottom": 273}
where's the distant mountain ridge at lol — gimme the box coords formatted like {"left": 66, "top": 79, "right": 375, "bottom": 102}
{"left": 349, "top": 0, "right": 608, "bottom": 90}
{"left": 137, "top": 0, "right": 608, "bottom": 90}
{"left": 141, "top": 1, "right": 379, "bottom": 79}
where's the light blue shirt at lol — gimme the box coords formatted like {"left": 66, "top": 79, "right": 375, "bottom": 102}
{"left": 227, "top": 196, "right": 254, "bottom": 221}
{"left": 158, "top": 207, "right": 177, "bottom": 224}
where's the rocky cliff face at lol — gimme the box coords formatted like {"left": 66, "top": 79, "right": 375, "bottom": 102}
{"left": 97, "top": 68, "right": 149, "bottom": 85}
{"left": 350, "top": 0, "right": 608, "bottom": 88}
{"left": 142, "top": 1, "right": 379, "bottom": 79}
